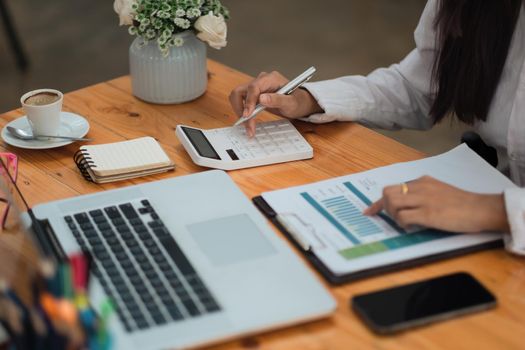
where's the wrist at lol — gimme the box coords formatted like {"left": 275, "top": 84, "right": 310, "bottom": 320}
{"left": 474, "top": 194, "right": 510, "bottom": 232}
{"left": 293, "top": 88, "right": 323, "bottom": 118}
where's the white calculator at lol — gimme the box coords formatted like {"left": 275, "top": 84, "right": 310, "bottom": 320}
{"left": 175, "top": 119, "right": 313, "bottom": 170}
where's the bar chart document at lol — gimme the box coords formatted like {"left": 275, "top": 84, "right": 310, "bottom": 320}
{"left": 260, "top": 145, "right": 516, "bottom": 276}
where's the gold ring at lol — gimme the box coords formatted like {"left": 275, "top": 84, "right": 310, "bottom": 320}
{"left": 401, "top": 182, "right": 409, "bottom": 195}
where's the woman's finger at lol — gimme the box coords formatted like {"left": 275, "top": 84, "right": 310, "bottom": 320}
{"left": 244, "top": 83, "right": 262, "bottom": 117}
{"left": 243, "top": 74, "right": 287, "bottom": 117}
{"left": 259, "top": 93, "right": 288, "bottom": 108}
{"left": 260, "top": 93, "right": 299, "bottom": 118}
{"left": 395, "top": 208, "right": 426, "bottom": 228}
{"left": 384, "top": 193, "right": 422, "bottom": 217}
{"left": 246, "top": 118, "right": 257, "bottom": 138}
{"left": 229, "top": 84, "right": 248, "bottom": 117}
{"left": 363, "top": 198, "right": 384, "bottom": 216}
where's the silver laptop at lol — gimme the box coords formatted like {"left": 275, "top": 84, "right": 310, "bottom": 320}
{"left": 3, "top": 167, "right": 335, "bottom": 349}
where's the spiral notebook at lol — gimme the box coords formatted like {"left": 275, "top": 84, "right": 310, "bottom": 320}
{"left": 74, "top": 137, "right": 175, "bottom": 183}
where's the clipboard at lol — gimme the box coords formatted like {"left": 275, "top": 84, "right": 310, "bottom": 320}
{"left": 253, "top": 196, "right": 503, "bottom": 285}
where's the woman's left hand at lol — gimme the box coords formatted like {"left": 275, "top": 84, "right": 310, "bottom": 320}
{"left": 363, "top": 176, "right": 509, "bottom": 233}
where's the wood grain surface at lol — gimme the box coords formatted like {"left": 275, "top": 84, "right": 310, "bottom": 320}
{"left": 0, "top": 60, "right": 523, "bottom": 350}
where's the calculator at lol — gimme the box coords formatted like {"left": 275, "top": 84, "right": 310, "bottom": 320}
{"left": 175, "top": 119, "right": 313, "bottom": 170}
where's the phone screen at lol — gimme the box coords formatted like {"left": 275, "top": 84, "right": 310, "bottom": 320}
{"left": 351, "top": 272, "right": 496, "bottom": 333}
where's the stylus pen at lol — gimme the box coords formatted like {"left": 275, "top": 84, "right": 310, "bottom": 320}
{"left": 233, "top": 66, "right": 317, "bottom": 126}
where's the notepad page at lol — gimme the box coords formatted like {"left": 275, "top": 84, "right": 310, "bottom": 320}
{"left": 81, "top": 137, "right": 172, "bottom": 177}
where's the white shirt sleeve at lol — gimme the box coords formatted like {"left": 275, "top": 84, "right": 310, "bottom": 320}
{"left": 302, "top": 0, "right": 438, "bottom": 130}
{"left": 504, "top": 188, "right": 525, "bottom": 255}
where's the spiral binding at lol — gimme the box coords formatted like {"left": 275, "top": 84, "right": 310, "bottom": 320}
{"left": 73, "top": 149, "right": 97, "bottom": 182}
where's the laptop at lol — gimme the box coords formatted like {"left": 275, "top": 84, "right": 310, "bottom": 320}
{"left": 2, "top": 165, "right": 335, "bottom": 349}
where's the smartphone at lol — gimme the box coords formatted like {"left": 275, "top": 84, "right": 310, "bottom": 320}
{"left": 351, "top": 272, "right": 496, "bottom": 334}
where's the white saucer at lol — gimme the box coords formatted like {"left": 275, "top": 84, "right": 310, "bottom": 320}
{"left": 1, "top": 112, "right": 90, "bottom": 150}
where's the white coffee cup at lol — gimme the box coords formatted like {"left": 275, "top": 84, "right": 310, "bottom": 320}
{"left": 20, "top": 89, "right": 63, "bottom": 136}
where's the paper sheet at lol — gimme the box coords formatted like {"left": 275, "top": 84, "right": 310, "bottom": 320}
{"left": 262, "top": 145, "right": 516, "bottom": 276}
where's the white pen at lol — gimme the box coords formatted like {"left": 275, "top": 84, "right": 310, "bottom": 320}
{"left": 233, "top": 66, "right": 317, "bottom": 127}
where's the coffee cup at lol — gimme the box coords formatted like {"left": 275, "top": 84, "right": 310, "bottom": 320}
{"left": 20, "top": 89, "right": 63, "bottom": 137}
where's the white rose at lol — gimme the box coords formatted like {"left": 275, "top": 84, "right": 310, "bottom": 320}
{"left": 113, "top": 0, "right": 135, "bottom": 26}
{"left": 194, "top": 12, "right": 228, "bottom": 50}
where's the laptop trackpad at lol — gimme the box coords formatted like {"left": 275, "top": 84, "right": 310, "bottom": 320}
{"left": 188, "top": 214, "right": 276, "bottom": 266}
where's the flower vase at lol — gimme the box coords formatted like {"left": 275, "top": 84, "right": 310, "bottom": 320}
{"left": 129, "top": 31, "right": 207, "bottom": 104}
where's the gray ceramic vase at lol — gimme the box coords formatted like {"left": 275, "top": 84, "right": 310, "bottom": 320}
{"left": 129, "top": 31, "right": 207, "bottom": 104}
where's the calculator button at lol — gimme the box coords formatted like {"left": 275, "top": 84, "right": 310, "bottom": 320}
{"left": 267, "top": 148, "right": 282, "bottom": 155}
{"left": 296, "top": 143, "right": 309, "bottom": 150}
{"left": 251, "top": 150, "right": 267, "bottom": 158}
{"left": 276, "top": 140, "right": 291, "bottom": 147}
{"left": 240, "top": 151, "right": 252, "bottom": 159}
{"left": 236, "top": 146, "right": 249, "bottom": 156}
{"left": 226, "top": 149, "right": 239, "bottom": 161}
{"left": 230, "top": 140, "right": 241, "bottom": 147}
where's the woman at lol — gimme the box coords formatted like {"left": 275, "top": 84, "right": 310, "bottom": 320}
{"left": 229, "top": 0, "right": 525, "bottom": 255}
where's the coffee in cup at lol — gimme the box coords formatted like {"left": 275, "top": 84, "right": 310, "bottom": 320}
{"left": 24, "top": 92, "right": 61, "bottom": 106}
{"left": 21, "top": 89, "right": 63, "bottom": 137}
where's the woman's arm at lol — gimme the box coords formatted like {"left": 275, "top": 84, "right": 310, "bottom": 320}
{"left": 302, "top": 0, "right": 438, "bottom": 130}
{"left": 364, "top": 176, "right": 509, "bottom": 233}
{"left": 229, "top": 0, "right": 440, "bottom": 136}
{"left": 364, "top": 176, "right": 525, "bottom": 256}
{"left": 503, "top": 188, "right": 525, "bottom": 255}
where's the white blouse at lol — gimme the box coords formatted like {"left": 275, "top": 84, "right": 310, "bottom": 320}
{"left": 303, "top": 0, "right": 525, "bottom": 255}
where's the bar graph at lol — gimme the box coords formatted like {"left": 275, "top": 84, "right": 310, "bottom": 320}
{"left": 321, "top": 196, "right": 382, "bottom": 237}
{"left": 300, "top": 181, "right": 455, "bottom": 260}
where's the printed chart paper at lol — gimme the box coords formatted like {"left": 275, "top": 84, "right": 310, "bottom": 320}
{"left": 261, "top": 145, "right": 516, "bottom": 275}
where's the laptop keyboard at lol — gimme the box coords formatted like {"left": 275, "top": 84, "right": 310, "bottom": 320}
{"left": 64, "top": 199, "right": 221, "bottom": 332}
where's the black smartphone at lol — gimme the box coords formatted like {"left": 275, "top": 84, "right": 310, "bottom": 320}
{"left": 351, "top": 272, "right": 496, "bottom": 334}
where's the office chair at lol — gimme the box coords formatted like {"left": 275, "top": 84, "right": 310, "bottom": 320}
{"left": 0, "top": 0, "right": 29, "bottom": 71}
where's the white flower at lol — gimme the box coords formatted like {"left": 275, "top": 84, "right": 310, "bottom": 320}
{"left": 158, "top": 36, "right": 168, "bottom": 45}
{"left": 175, "top": 9, "right": 186, "bottom": 18}
{"left": 145, "top": 29, "right": 156, "bottom": 40}
{"left": 174, "top": 18, "right": 191, "bottom": 30}
{"left": 173, "top": 37, "right": 184, "bottom": 47}
{"left": 194, "top": 12, "right": 227, "bottom": 50}
{"left": 152, "top": 18, "right": 163, "bottom": 29}
{"left": 186, "top": 8, "right": 201, "bottom": 19}
{"left": 113, "top": 0, "right": 135, "bottom": 26}
{"left": 128, "top": 26, "right": 138, "bottom": 35}
{"left": 157, "top": 10, "right": 171, "bottom": 19}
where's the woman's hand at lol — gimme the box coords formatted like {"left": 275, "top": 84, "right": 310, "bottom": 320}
{"left": 363, "top": 176, "right": 509, "bottom": 233}
{"left": 229, "top": 71, "right": 323, "bottom": 137}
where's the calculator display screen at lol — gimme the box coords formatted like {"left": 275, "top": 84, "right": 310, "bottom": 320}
{"left": 181, "top": 127, "right": 221, "bottom": 160}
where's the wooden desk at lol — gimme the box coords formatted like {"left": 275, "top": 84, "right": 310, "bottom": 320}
{"left": 1, "top": 60, "right": 523, "bottom": 350}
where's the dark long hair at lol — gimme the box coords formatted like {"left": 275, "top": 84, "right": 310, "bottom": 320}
{"left": 431, "top": 0, "right": 522, "bottom": 124}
